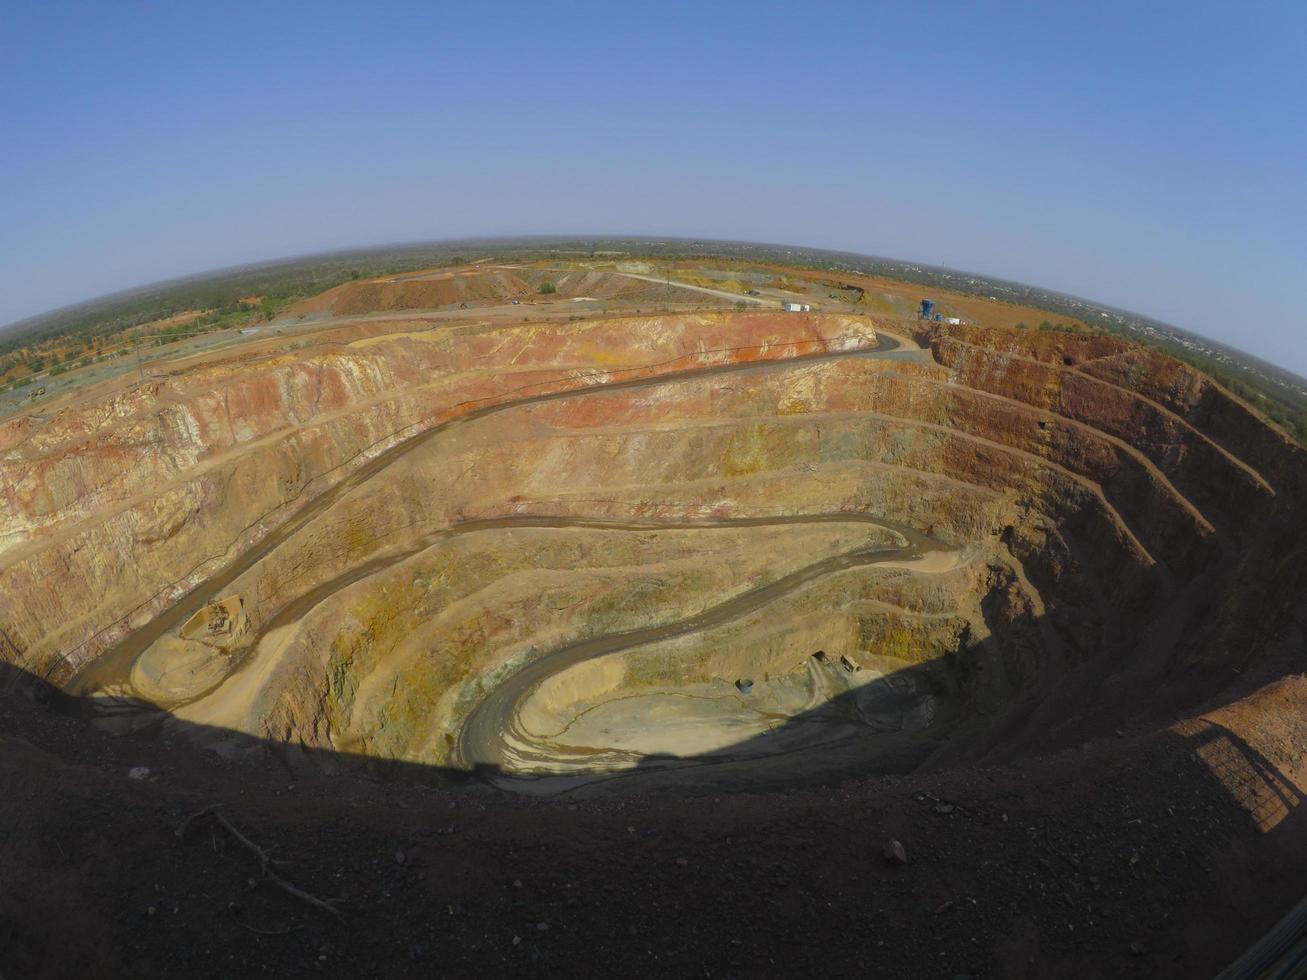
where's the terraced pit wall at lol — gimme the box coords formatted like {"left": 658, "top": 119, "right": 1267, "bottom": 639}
{"left": 0, "top": 311, "right": 1302, "bottom": 782}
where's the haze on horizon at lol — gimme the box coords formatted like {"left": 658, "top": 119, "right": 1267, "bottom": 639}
{"left": 2, "top": 1, "right": 1304, "bottom": 376}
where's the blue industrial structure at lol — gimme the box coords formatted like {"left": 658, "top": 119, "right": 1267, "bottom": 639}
{"left": 920, "top": 299, "right": 936, "bottom": 320}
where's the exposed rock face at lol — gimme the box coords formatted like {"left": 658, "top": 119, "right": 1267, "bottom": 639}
{"left": 0, "top": 313, "right": 876, "bottom": 681}
{"left": 1, "top": 309, "right": 1303, "bottom": 789}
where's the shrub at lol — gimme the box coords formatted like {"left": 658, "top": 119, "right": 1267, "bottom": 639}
{"left": 539, "top": 281, "right": 557, "bottom": 295}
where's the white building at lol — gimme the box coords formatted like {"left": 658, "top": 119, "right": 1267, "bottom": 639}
{"left": 782, "top": 302, "right": 811, "bottom": 313}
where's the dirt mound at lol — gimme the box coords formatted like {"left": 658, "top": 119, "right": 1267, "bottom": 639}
{"left": 285, "top": 266, "right": 724, "bottom": 318}
{"left": 287, "top": 266, "right": 537, "bottom": 316}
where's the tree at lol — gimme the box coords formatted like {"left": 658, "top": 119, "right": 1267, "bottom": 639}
{"left": 260, "top": 296, "right": 279, "bottom": 321}
{"left": 539, "top": 281, "right": 557, "bottom": 295}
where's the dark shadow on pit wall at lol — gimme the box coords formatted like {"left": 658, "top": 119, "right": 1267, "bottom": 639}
{"left": 3, "top": 640, "right": 1307, "bottom": 980}
{"left": 1, "top": 571, "right": 1061, "bottom": 799}
{"left": 7, "top": 648, "right": 968, "bottom": 794}
{"left": 0, "top": 618, "right": 1301, "bottom": 818}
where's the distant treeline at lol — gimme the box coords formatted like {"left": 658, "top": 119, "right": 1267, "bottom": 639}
{"left": 2, "top": 237, "right": 1303, "bottom": 444}
{"left": 1172, "top": 350, "right": 1307, "bottom": 443}
{"left": 0, "top": 242, "right": 492, "bottom": 357}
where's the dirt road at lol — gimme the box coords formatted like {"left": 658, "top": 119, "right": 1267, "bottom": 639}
{"left": 453, "top": 515, "right": 958, "bottom": 794}
{"left": 66, "top": 330, "right": 903, "bottom": 698}
{"left": 604, "top": 270, "right": 774, "bottom": 306}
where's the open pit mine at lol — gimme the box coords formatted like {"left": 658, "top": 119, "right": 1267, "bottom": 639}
{"left": 2, "top": 261, "right": 1305, "bottom": 979}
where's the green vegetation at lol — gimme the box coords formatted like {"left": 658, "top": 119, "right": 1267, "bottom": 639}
{"left": 538, "top": 281, "right": 557, "bottom": 295}
{"left": 1172, "top": 349, "right": 1307, "bottom": 443}
{"left": 1015, "top": 319, "right": 1098, "bottom": 335}
{"left": 0, "top": 244, "right": 490, "bottom": 360}
{"left": 149, "top": 299, "right": 288, "bottom": 345}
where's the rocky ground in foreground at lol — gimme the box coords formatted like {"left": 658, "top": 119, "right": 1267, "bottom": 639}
{"left": 3, "top": 670, "right": 1305, "bottom": 980}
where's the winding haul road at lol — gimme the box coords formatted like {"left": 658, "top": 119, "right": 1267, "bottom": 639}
{"left": 452, "top": 514, "right": 954, "bottom": 789}
{"left": 69, "top": 327, "right": 905, "bottom": 695}
{"left": 68, "top": 324, "right": 961, "bottom": 788}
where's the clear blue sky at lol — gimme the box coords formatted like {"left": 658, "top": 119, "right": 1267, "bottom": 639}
{"left": 2, "top": 1, "right": 1304, "bottom": 374}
